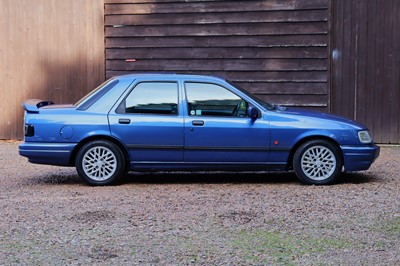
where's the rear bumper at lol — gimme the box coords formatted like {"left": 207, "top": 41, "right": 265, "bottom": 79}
{"left": 19, "top": 142, "right": 77, "bottom": 166}
{"left": 341, "top": 144, "right": 380, "bottom": 172}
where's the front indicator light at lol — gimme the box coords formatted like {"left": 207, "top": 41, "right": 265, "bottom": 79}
{"left": 358, "top": 130, "right": 372, "bottom": 144}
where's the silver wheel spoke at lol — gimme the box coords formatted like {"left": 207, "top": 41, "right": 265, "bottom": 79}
{"left": 301, "top": 145, "right": 337, "bottom": 181}
{"left": 82, "top": 146, "right": 117, "bottom": 181}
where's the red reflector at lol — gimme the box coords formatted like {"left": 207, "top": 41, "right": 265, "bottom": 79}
{"left": 125, "top": 59, "right": 136, "bottom": 62}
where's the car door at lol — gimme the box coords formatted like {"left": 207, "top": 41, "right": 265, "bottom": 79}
{"left": 109, "top": 81, "right": 184, "bottom": 162}
{"left": 183, "top": 81, "right": 270, "bottom": 163}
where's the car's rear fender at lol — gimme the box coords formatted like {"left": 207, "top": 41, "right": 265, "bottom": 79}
{"left": 69, "top": 135, "right": 130, "bottom": 167}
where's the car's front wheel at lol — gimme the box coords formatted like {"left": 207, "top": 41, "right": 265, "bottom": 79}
{"left": 75, "top": 140, "right": 125, "bottom": 186}
{"left": 293, "top": 139, "right": 342, "bottom": 185}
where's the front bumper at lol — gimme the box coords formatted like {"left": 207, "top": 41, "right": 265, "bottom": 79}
{"left": 341, "top": 144, "right": 380, "bottom": 172}
{"left": 19, "top": 142, "right": 77, "bottom": 166}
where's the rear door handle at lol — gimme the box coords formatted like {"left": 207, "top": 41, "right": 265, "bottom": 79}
{"left": 118, "top": 118, "right": 131, "bottom": 124}
{"left": 192, "top": 120, "right": 204, "bottom": 126}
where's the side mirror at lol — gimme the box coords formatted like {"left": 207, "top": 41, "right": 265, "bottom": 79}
{"left": 247, "top": 106, "right": 259, "bottom": 119}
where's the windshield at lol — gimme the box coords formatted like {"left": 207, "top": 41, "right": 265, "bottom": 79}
{"left": 226, "top": 80, "right": 275, "bottom": 110}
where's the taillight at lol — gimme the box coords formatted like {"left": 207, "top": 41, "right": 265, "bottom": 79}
{"left": 25, "top": 124, "right": 34, "bottom": 137}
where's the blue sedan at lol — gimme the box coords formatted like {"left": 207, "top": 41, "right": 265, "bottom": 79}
{"left": 19, "top": 74, "right": 380, "bottom": 186}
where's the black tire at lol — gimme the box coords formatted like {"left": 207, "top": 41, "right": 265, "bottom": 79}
{"left": 293, "top": 139, "right": 342, "bottom": 185}
{"left": 75, "top": 140, "right": 125, "bottom": 186}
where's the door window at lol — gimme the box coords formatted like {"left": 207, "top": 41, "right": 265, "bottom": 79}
{"left": 185, "top": 82, "right": 248, "bottom": 117}
{"left": 118, "top": 82, "right": 178, "bottom": 115}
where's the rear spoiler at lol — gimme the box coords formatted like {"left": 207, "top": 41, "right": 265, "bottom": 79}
{"left": 22, "top": 99, "right": 54, "bottom": 113}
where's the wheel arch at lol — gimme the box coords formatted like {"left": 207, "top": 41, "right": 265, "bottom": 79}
{"left": 69, "top": 135, "right": 130, "bottom": 167}
{"left": 286, "top": 135, "right": 344, "bottom": 170}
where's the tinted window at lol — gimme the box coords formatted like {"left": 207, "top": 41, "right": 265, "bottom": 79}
{"left": 185, "top": 82, "right": 248, "bottom": 117}
{"left": 121, "top": 82, "right": 178, "bottom": 115}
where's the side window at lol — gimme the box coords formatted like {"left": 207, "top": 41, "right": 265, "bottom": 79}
{"left": 120, "top": 82, "right": 178, "bottom": 115}
{"left": 185, "top": 82, "right": 248, "bottom": 117}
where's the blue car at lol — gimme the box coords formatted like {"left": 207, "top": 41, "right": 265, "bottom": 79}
{"left": 19, "top": 74, "right": 380, "bottom": 186}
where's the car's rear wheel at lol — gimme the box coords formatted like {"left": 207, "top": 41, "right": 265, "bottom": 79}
{"left": 293, "top": 139, "right": 342, "bottom": 185}
{"left": 75, "top": 140, "right": 125, "bottom": 186}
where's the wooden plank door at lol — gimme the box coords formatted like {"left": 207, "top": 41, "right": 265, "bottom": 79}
{"left": 0, "top": 0, "right": 105, "bottom": 140}
{"left": 104, "top": 0, "right": 330, "bottom": 112}
{"left": 331, "top": 0, "right": 400, "bottom": 143}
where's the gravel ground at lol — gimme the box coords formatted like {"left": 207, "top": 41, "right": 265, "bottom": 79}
{"left": 0, "top": 141, "right": 399, "bottom": 265}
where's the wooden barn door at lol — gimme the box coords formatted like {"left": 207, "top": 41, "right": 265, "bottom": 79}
{"left": 105, "top": 0, "right": 330, "bottom": 112}
{"left": 331, "top": 0, "right": 400, "bottom": 144}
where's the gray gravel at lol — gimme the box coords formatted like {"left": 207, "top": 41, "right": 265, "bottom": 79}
{"left": 0, "top": 141, "right": 399, "bottom": 265}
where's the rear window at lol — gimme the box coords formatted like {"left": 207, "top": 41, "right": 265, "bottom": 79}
{"left": 76, "top": 79, "right": 119, "bottom": 110}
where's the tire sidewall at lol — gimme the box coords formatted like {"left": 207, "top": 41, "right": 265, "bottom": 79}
{"left": 293, "top": 140, "right": 342, "bottom": 185}
{"left": 75, "top": 140, "right": 125, "bottom": 186}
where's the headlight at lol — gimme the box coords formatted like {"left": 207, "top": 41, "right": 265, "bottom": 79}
{"left": 358, "top": 130, "right": 372, "bottom": 144}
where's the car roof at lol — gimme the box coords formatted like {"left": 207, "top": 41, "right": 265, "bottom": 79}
{"left": 115, "top": 73, "right": 226, "bottom": 82}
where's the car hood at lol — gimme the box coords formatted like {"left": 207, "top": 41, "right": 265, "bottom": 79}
{"left": 275, "top": 107, "right": 366, "bottom": 129}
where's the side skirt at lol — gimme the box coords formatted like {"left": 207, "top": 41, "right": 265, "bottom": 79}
{"left": 128, "top": 162, "right": 287, "bottom": 172}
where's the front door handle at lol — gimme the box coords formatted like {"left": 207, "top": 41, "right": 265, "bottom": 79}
{"left": 118, "top": 118, "right": 131, "bottom": 124}
{"left": 192, "top": 120, "right": 204, "bottom": 126}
